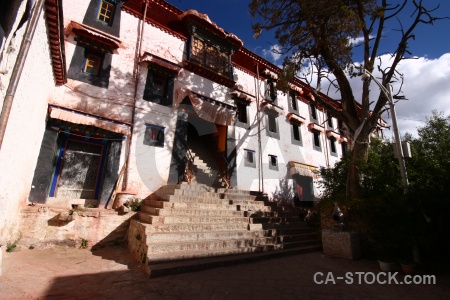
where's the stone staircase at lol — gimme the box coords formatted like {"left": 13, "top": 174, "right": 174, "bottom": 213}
{"left": 186, "top": 137, "right": 227, "bottom": 188}
{"left": 128, "top": 183, "right": 321, "bottom": 277}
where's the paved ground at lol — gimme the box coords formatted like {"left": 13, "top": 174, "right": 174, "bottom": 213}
{"left": 0, "top": 245, "right": 449, "bottom": 300}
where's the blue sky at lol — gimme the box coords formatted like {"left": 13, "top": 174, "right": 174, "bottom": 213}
{"left": 174, "top": 0, "right": 450, "bottom": 136}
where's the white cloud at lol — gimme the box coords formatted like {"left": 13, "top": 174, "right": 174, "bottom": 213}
{"left": 306, "top": 53, "right": 450, "bottom": 138}
{"left": 348, "top": 35, "right": 375, "bottom": 46}
{"left": 366, "top": 53, "right": 450, "bottom": 138}
{"left": 348, "top": 35, "right": 375, "bottom": 45}
{"left": 262, "top": 44, "right": 282, "bottom": 63}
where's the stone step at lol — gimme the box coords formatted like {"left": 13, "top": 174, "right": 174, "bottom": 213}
{"left": 138, "top": 213, "right": 249, "bottom": 225}
{"left": 217, "top": 188, "right": 252, "bottom": 195}
{"left": 250, "top": 217, "right": 300, "bottom": 224}
{"left": 144, "top": 199, "right": 270, "bottom": 212}
{"left": 154, "top": 194, "right": 268, "bottom": 206}
{"left": 272, "top": 227, "right": 317, "bottom": 236}
{"left": 157, "top": 183, "right": 216, "bottom": 193}
{"left": 155, "top": 189, "right": 221, "bottom": 198}
{"left": 261, "top": 222, "right": 310, "bottom": 230}
{"left": 148, "top": 230, "right": 270, "bottom": 243}
{"left": 147, "top": 222, "right": 255, "bottom": 233}
{"left": 147, "top": 245, "right": 323, "bottom": 277}
{"left": 274, "top": 239, "right": 320, "bottom": 250}
{"left": 220, "top": 194, "right": 257, "bottom": 201}
{"left": 275, "top": 233, "right": 318, "bottom": 243}
{"left": 141, "top": 206, "right": 246, "bottom": 217}
{"left": 147, "top": 237, "right": 271, "bottom": 254}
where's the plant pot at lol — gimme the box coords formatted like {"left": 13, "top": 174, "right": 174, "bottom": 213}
{"left": 400, "top": 263, "right": 416, "bottom": 275}
{"left": 378, "top": 260, "right": 396, "bottom": 272}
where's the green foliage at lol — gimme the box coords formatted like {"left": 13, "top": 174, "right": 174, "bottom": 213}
{"left": 405, "top": 111, "right": 450, "bottom": 260}
{"left": 5, "top": 232, "right": 22, "bottom": 253}
{"left": 80, "top": 238, "right": 88, "bottom": 249}
{"left": 124, "top": 197, "right": 143, "bottom": 212}
{"left": 320, "top": 111, "right": 450, "bottom": 262}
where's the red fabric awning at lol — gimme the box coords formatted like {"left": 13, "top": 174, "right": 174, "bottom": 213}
{"left": 175, "top": 88, "right": 236, "bottom": 126}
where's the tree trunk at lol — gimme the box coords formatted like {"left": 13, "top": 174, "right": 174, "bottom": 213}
{"left": 347, "top": 135, "right": 370, "bottom": 200}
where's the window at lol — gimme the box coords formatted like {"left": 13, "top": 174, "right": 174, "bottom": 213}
{"left": 191, "top": 36, "right": 232, "bottom": 77}
{"left": 329, "top": 138, "right": 337, "bottom": 156}
{"left": 244, "top": 149, "right": 256, "bottom": 168}
{"left": 327, "top": 112, "right": 333, "bottom": 128}
{"left": 67, "top": 38, "right": 112, "bottom": 88}
{"left": 268, "top": 114, "right": 277, "bottom": 133}
{"left": 236, "top": 100, "right": 248, "bottom": 124}
{"left": 269, "top": 155, "right": 278, "bottom": 171}
{"left": 291, "top": 122, "right": 303, "bottom": 146}
{"left": 312, "top": 131, "right": 322, "bottom": 151}
{"left": 97, "top": 0, "right": 115, "bottom": 26}
{"left": 143, "top": 68, "right": 175, "bottom": 106}
{"left": 266, "top": 111, "right": 280, "bottom": 139}
{"left": 289, "top": 90, "right": 298, "bottom": 111}
{"left": 310, "top": 103, "right": 318, "bottom": 121}
{"left": 143, "top": 124, "right": 165, "bottom": 147}
{"left": 83, "top": 53, "right": 101, "bottom": 76}
{"left": 265, "top": 79, "right": 277, "bottom": 102}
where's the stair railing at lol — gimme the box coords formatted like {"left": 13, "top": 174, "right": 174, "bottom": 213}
{"left": 184, "top": 148, "right": 195, "bottom": 183}
{"left": 218, "top": 154, "right": 232, "bottom": 188}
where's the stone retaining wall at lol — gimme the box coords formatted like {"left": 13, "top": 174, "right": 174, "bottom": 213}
{"left": 17, "top": 205, "right": 136, "bottom": 249}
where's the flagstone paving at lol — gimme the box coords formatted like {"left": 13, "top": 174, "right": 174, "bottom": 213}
{"left": 0, "top": 245, "right": 449, "bottom": 299}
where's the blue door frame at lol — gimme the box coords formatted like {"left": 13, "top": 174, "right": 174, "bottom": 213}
{"left": 49, "top": 132, "right": 108, "bottom": 199}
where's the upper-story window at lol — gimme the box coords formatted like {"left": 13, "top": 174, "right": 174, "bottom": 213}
{"left": 265, "top": 79, "right": 277, "bottom": 103}
{"left": 310, "top": 103, "right": 318, "bottom": 122}
{"left": 67, "top": 32, "right": 118, "bottom": 88}
{"left": 181, "top": 11, "right": 242, "bottom": 88}
{"left": 289, "top": 90, "right": 298, "bottom": 112}
{"left": 97, "top": 0, "right": 115, "bottom": 26}
{"left": 327, "top": 112, "right": 333, "bottom": 128}
{"left": 143, "top": 61, "right": 177, "bottom": 107}
{"left": 191, "top": 37, "right": 231, "bottom": 77}
{"left": 82, "top": 0, "right": 121, "bottom": 37}
{"left": 83, "top": 52, "right": 102, "bottom": 76}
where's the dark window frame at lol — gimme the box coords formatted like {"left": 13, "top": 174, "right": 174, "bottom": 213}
{"left": 67, "top": 41, "right": 112, "bottom": 88}
{"left": 327, "top": 112, "right": 334, "bottom": 128}
{"left": 97, "top": 0, "right": 116, "bottom": 26}
{"left": 235, "top": 99, "right": 249, "bottom": 126}
{"left": 291, "top": 121, "right": 303, "bottom": 146}
{"left": 82, "top": 51, "right": 102, "bottom": 76}
{"left": 289, "top": 90, "right": 298, "bottom": 112}
{"left": 190, "top": 35, "right": 232, "bottom": 78}
{"left": 329, "top": 137, "right": 338, "bottom": 156}
{"left": 265, "top": 110, "right": 280, "bottom": 139}
{"left": 310, "top": 103, "right": 318, "bottom": 122}
{"left": 143, "top": 124, "right": 165, "bottom": 148}
{"left": 312, "top": 130, "right": 322, "bottom": 152}
{"left": 268, "top": 154, "right": 278, "bottom": 171}
{"left": 265, "top": 79, "right": 277, "bottom": 103}
{"left": 143, "top": 68, "right": 175, "bottom": 107}
{"left": 244, "top": 149, "right": 256, "bottom": 168}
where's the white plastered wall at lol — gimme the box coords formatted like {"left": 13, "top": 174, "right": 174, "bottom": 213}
{"left": 0, "top": 10, "right": 56, "bottom": 242}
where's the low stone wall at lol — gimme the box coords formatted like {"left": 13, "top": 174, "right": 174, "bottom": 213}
{"left": 128, "top": 219, "right": 150, "bottom": 276}
{"left": 17, "top": 205, "right": 136, "bottom": 249}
